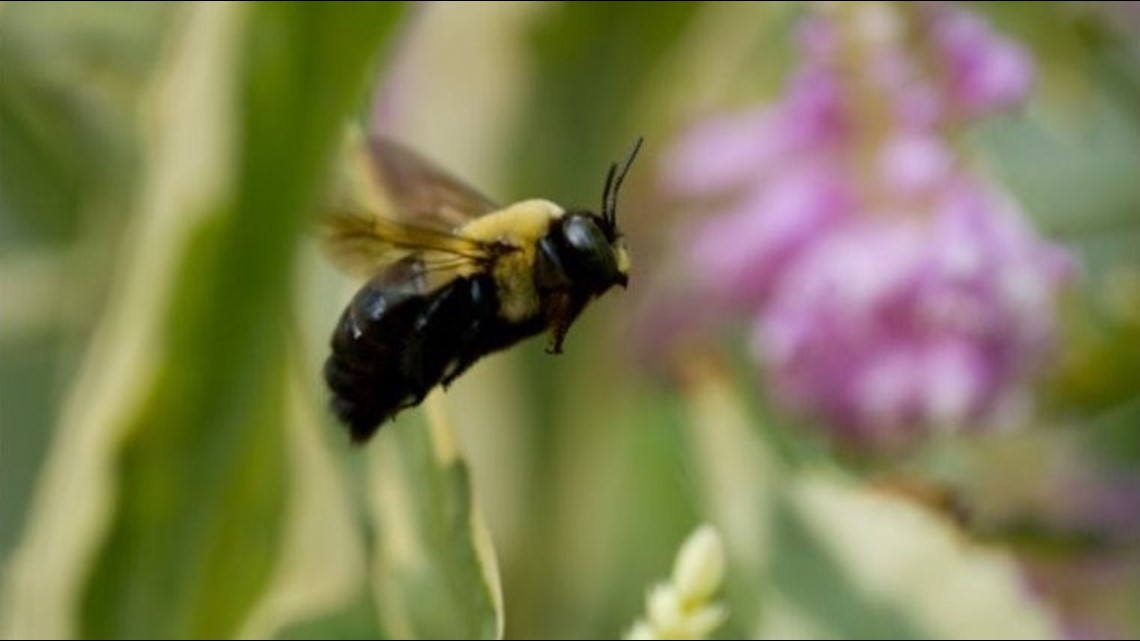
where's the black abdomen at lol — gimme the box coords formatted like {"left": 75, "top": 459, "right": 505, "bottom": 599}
{"left": 324, "top": 263, "right": 542, "bottom": 442}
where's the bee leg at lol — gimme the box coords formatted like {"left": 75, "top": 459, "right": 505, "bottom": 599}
{"left": 546, "top": 326, "right": 567, "bottom": 355}
{"left": 443, "top": 275, "right": 497, "bottom": 387}
{"left": 543, "top": 290, "right": 587, "bottom": 355}
{"left": 442, "top": 333, "right": 490, "bottom": 387}
{"left": 441, "top": 357, "right": 477, "bottom": 389}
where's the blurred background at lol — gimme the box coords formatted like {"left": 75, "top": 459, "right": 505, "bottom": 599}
{"left": 2, "top": 2, "right": 1139, "bottom": 639}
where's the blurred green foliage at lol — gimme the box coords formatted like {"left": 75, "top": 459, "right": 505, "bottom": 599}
{"left": 2, "top": 2, "right": 1138, "bottom": 639}
{"left": 79, "top": 4, "right": 406, "bottom": 638}
{"left": 0, "top": 0, "right": 175, "bottom": 560}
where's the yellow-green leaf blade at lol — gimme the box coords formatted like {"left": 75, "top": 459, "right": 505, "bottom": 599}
{"left": 370, "top": 393, "right": 504, "bottom": 640}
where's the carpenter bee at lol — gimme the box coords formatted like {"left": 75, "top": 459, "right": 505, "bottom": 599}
{"left": 321, "top": 132, "right": 641, "bottom": 442}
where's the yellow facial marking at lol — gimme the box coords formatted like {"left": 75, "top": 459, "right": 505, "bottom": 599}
{"left": 614, "top": 240, "right": 631, "bottom": 277}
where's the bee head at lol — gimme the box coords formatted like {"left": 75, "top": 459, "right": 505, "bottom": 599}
{"left": 551, "top": 139, "right": 641, "bottom": 293}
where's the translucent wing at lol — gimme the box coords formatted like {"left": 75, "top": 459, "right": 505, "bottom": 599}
{"left": 321, "top": 207, "right": 501, "bottom": 281}
{"left": 320, "top": 130, "right": 504, "bottom": 280}
{"left": 368, "top": 136, "right": 499, "bottom": 230}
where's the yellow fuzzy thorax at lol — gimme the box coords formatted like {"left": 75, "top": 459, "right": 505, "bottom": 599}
{"left": 457, "top": 199, "right": 565, "bottom": 322}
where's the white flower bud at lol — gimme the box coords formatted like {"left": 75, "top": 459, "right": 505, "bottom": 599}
{"left": 680, "top": 604, "right": 728, "bottom": 639}
{"left": 623, "top": 524, "right": 728, "bottom": 640}
{"left": 671, "top": 524, "right": 725, "bottom": 605}
{"left": 647, "top": 585, "right": 684, "bottom": 632}
{"left": 624, "top": 621, "right": 658, "bottom": 640}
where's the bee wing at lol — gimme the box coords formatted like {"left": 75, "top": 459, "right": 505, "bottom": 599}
{"left": 368, "top": 136, "right": 499, "bottom": 230}
{"left": 320, "top": 130, "right": 503, "bottom": 280}
{"left": 320, "top": 207, "right": 498, "bottom": 281}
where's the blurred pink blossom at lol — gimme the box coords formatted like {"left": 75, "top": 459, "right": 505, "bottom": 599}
{"left": 926, "top": 2, "right": 1035, "bottom": 117}
{"left": 756, "top": 186, "right": 1066, "bottom": 441}
{"left": 663, "top": 1, "right": 1068, "bottom": 447}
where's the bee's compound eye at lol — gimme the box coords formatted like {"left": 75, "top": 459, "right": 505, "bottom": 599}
{"left": 563, "top": 215, "right": 609, "bottom": 255}
{"left": 559, "top": 214, "right": 619, "bottom": 287}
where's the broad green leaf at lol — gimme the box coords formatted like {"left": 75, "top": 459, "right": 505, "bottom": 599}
{"left": 0, "top": 1, "right": 172, "bottom": 245}
{"left": 1, "top": 5, "right": 249, "bottom": 636}
{"left": 274, "top": 589, "right": 384, "bottom": 641}
{"left": 1, "top": 2, "right": 404, "bottom": 638}
{"left": 237, "top": 370, "right": 368, "bottom": 640}
{"left": 0, "top": 1, "right": 174, "bottom": 563}
{"left": 369, "top": 393, "right": 504, "bottom": 640}
{"left": 759, "top": 472, "right": 1059, "bottom": 639}
{"left": 681, "top": 369, "right": 1062, "bottom": 640}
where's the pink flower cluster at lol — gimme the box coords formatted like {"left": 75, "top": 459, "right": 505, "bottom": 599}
{"left": 665, "top": 2, "right": 1069, "bottom": 446}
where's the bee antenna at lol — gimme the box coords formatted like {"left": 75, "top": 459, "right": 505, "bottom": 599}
{"left": 606, "top": 136, "right": 643, "bottom": 227}
{"left": 601, "top": 161, "right": 618, "bottom": 226}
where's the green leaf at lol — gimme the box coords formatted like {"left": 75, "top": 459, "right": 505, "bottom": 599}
{"left": 237, "top": 372, "right": 370, "bottom": 640}
{"left": 369, "top": 393, "right": 504, "bottom": 640}
{"left": 275, "top": 588, "right": 384, "bottom": 641}
{"left": 0, "top": 3, "right": 175, "bottom": 564}
{"left": 1, "top": 2, "right": 404, "bottom": 638}
{"left": 0, "top": 1, "right": 172, "bottom": 244}
{"left": 680, "top": 371, "right": 1062, "bottom": 640}
{"left": 758, "top": 471, "right": 1060, "bottom": 639}
{"left": 80, "top": 4, "right": 404, "bottom": 636}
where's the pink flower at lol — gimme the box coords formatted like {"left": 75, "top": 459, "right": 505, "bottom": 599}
{"left": 663, "top": 1, "right": 1068, "bottom": 447}
{"left": 877, "top": 132, "right": 955, "bottom": 198}
{"left": 755, "top": 182, "right": 1065, "bottom": 445}
{"left": 663, "top": 109, "right": 789, "bottom": 198}
{"left": 689, "top": 165, "right": 850, "bottom": 309}
{"left": 926, "top": 2, "right": 1035, "bottom": 118}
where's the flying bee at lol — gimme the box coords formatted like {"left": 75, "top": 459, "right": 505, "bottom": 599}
{"left": 321, "top": 132, "right": 641, "bottom": 442}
